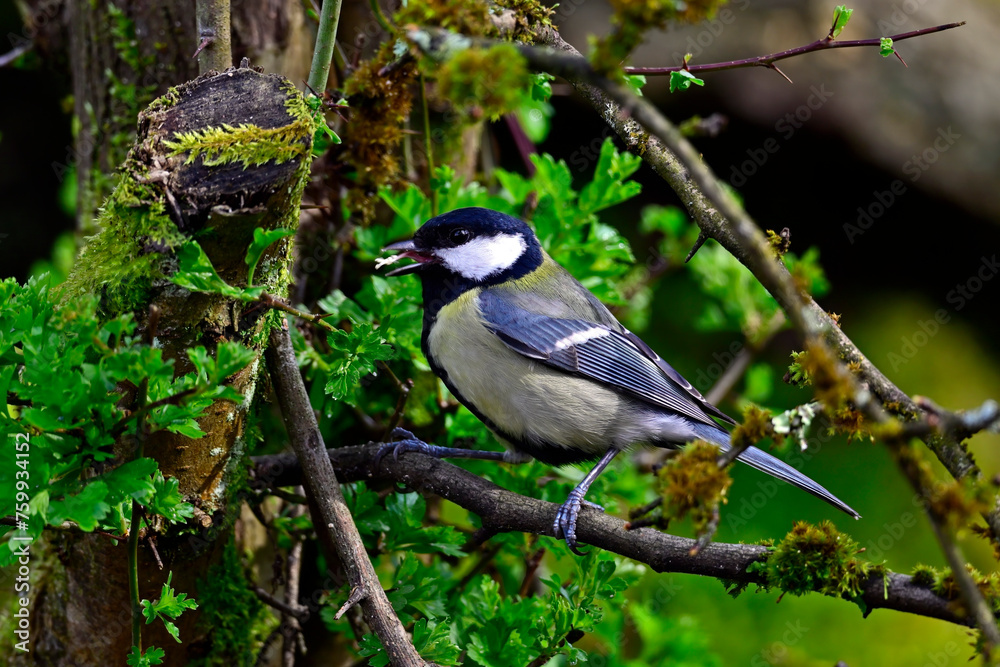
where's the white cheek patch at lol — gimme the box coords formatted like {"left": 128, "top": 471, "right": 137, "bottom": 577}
{"left": 436, "top": 233, "right": 527, "bottom": 280}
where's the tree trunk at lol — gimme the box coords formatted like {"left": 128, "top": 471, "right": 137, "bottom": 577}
{"left": 20, "top": 64, "right": 315, "bottom": 667}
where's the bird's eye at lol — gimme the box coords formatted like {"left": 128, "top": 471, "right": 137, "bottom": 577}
{"left": 449, "top": 228, "right": 471, "bottom": 244}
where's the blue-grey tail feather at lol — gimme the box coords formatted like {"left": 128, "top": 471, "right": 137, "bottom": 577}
{"left": 691, "top": 423, "right": 860, "bottom": 519}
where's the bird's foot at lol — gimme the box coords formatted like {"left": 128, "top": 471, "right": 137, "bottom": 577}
{"left": 373, "top": 428, "right": 450, "bottom": 467}
{"left": 553, "top": 490, "right": 605, "bottom": 555}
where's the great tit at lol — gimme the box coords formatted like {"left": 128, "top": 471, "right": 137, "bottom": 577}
{"left": 378, "top": 207, "right": 859, "bottom": 552}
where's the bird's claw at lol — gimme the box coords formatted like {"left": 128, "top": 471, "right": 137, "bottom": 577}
{"left": 373, "top": 429, "right": 427, "bottom": 468}
{"left": 553, "top": 491, "right": 605, "bottom": 555}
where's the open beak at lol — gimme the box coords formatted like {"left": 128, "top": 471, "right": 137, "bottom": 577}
{"left": 377, "top": 239, "right": 437, "bottom": 276}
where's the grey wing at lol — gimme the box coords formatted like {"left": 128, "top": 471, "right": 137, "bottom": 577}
{"left": 478, "top": 290, "right": 733, "bottom": 428}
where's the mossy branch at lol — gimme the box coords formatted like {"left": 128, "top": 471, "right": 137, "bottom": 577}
{"left": 253, "top": 445, "right": 974, "bottom": 629}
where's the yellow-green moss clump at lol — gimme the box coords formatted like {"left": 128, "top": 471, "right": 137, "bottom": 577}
{"left": 342, "top": 43, "right": 419, "bottom": 221}
{"left": 929, "top": 565, "right": 1000, "bottom": 619}
{"left": 493, "top": 0, "right": 556, "bottom": 42}
{"left": 436, "top": 44, "right": 531, "bottom": 121}
{"left": 764, "top": 520, "right": 883, "bottom": 602}
{"left": 394, "top": 0, "right": 495, "bottom": 35}
{"left": 730, "top": 404, "right": 773, "bottom": 451}
{"left": 785, "top": 343, "right": 855, "bottom": 411}
{"left": 163, "top": 118, "right": 313, "bottom": 168}
{"left": 657, "top": 440, "right": 732, "bottom": 531}
{"left": 60, "top": 170, "right": 186, "bottom": 315}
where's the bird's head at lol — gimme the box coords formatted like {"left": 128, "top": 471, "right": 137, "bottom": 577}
{"left": 379, "top": 207, "right": 542, "bottom": 284}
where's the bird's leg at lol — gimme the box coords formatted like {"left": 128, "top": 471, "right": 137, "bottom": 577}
{"left": 553, "top": 447, "right": 621, "bottom": 555}
{"left": 373, "top": 428, "right": 529, "bottom": 467}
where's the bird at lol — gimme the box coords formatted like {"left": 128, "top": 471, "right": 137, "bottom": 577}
{"left": 377, "top": 206, "right": 859, "bottom": 553}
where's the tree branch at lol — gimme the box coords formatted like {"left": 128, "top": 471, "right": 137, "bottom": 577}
{"left": 252, "top": 444, "right": 972, "bottom": 628}
{"left": 264, "top": 322, "right": 423, "bottom": 666}
{"left": 195, "top": 0, "right": 232, "bottom": 73}
{"left": 624, "top": 23, "right": 965, "bottom": 77}
{"left": 307, "top": 0, "right": 345, "bottom": 94}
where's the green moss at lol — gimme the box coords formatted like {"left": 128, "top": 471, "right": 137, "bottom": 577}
{"left": 730, "top": 404, "right": 773, "bottom": 451}
{"left": 765, "top": 228, "right": 791, "bottom": 256}
{"left": 911, "top": 563, "right": 939, "bottom": 587}
{"left": 785, "top": 343, "right": 855, "bottom": 412}
{"left": 932, "top": 565, "right": 1000, "bottom": 615}
{"left": 163, "top": 120, "right": 310, "bottom": 168}
{"left": 493, "top": 0, "right": 556, "bottom": 41}
{"left": 60, "top": 167, "right": 185, "bottom": 315}
{"left": 765, "top": 520, "right": 883, "bottom": 605}
{"left": 656, "top": 440, "right": 732, "bottom": 532}
{"left": 192, "top": 539, "right": 275, "bottom": 667}
{"left": 394, "top": 0, "right": 495, "bottom": 36}
{"left": 343, "top": 42, "right": 419, "bottom": 221}
{"left": 436, "top": 44, "right": 532, "bottom": 122}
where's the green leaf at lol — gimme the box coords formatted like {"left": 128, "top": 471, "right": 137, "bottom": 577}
{"left": 127, "top": 646, "right": 166, "bottom": 667}
{"left": 147, "top": 471, "right": 195, "bottom": 523}
{"left": 171, "top": 242, "right": 263, "bottom": 301}
{"left": 358, "top": 633, "right": 390, "bottom": 667}
{"left": 879, "top": 36, "right": 895, "bottom": 57}
{"left": 102, "top": 458, "right": 158, "bottom": 504}
{"left": 48, "top": 481, "right": 111, "bottom": 531}
{"left": 245, "top": 227, "right": 295, "bottom": 286}
{"left": 529, "top": 72, "right": 554, "bottom": 102}
{"left": 411, "top": 618, "right": 461, "bottom": 665}
{"left": 141, "top": 571, "right": 198, "bottom": 643}
{"left": 322, "top": 322, "right": 395, "bottom": 401}
{"left": 669, "top": 70, "right": 704, "bottom": 93}
{"left": 577, "top": 139, "right": 643, "bottom": 215}
{"left": 624, "top": 73, "right": 647, "bottom": 96}
{"left": 382, "top": 493, "right": 466, "bottom": 556}
{"left": 832, "top": 5, "right": 853, "bottom": 38}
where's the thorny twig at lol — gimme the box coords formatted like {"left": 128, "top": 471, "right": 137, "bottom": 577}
{"left": 624, "top": 22, "right": 965, "bottom": 79}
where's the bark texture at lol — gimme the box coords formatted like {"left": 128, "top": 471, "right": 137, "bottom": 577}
{"left": 23, "top": 66, "right": 314, "bottom": 667}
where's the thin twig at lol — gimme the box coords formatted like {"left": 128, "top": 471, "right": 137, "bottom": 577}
{"left": 253, "top": 585, "right": 309, "bottom": 621}
{"left": 624, "top": 23, "right": 965, "bottom": 76}
{"left": 705, "top": 311, "right": 786, "bottom": 406}
{"left": 264, "top": 322, "right": 422, "bottom": 665}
